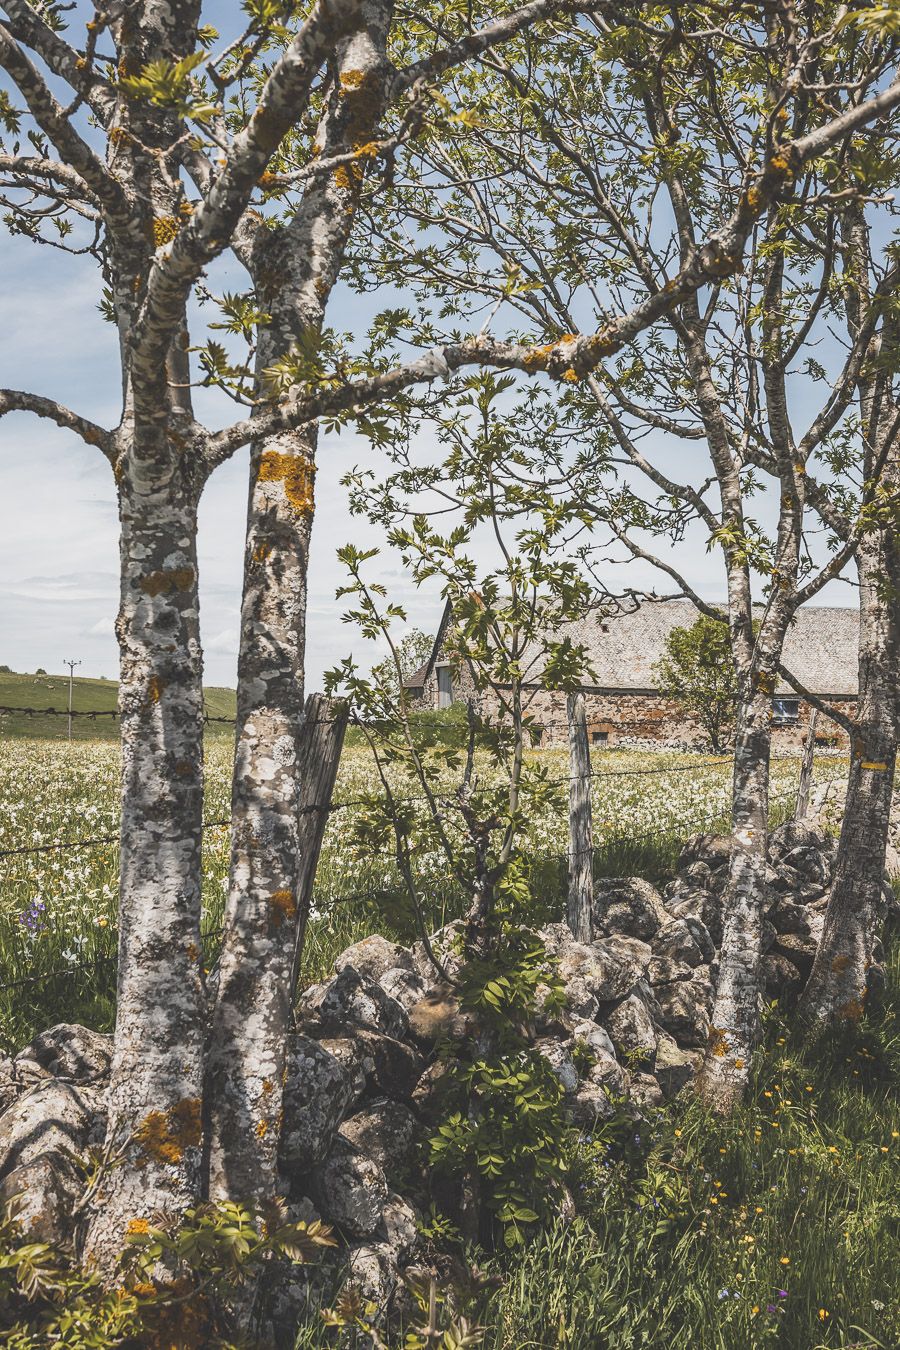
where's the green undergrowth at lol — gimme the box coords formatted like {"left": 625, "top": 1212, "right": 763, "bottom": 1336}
{"left": 294, "top": 937, "right": 900, "bottom": 1350}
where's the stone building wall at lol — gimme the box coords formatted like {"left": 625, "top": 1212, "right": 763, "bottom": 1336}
{"left": 407, "top": 670, "right": 854, "bottom": 752}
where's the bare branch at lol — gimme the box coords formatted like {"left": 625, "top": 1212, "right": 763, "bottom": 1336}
{"left": 0, "top": 387, "right": 113, "bottom": 459}
{"left": 0, "top": 0, "right": 116, "bottom": 122}
{"left": 0, "top": 23, "right": 132, "bottom": 229}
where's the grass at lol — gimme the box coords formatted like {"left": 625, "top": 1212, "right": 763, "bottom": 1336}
{"left": 0, "top": 668, "right": 236, "bottom": 740}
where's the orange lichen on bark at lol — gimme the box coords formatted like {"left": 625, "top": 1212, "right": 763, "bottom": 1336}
{"left": 839, "top": 997, "right": 865, "bottom": 1022}
{"left": 256, "top": 1119, "right": 269, "bottom": 1139}
{"left": 140, "top": 566, "right": 196, "bottom": 596}
{"left": 269, "top": 888, "right": 297, "bottom": 928}
{"left": 133, "top": 1098, "right": 202, "bottom": 1167}
{"left": 339, "top": 69, "right": 366, "bottom": 90}
{"left": 707, "top": 1025, "right": 730, "bottom": 1058}
{"left": 831, "top": 954, "right": 851, "bottom": 974}
{"left": 252, "top": 541, "right": 271, "bottom": 563}
{"left": 152, "top": 216, "right": 179, "bottom": 248}
{"left": 126, "top": 1217, "right": 150, "bottom": 1236}
{"left": 258, "top": 450, "right": 316, "bottom": 517}
{"left": 146, "top": 675, "right": 165, "bottom": 705}
{"left": 334, "top": 161, "right": 363, "bottom": 191}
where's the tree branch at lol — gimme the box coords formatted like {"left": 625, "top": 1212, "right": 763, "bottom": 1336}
{"left": 0, "top": 388, "right": 113, "bottom": 459}
{"left": 131, "top": 0, "right": 363, "bottom": 384}
{"left": 0, "top": 24, "right": 132, "bottom": 228}
{"left": 0, "top": 0, "right": 116, "bottom": 123}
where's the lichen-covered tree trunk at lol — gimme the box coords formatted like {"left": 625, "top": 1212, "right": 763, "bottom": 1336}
{"left": 696, "top": 678, "right": 772, "bottom": 1111}
{"left": 206, "top": 7, "right": 392, "bottom": 1205}
{"left": 800, "top": 531, "right": 900, "bottom": 1026}
{"left": 85, "top": 460, "right": 206, "bottom": 1263}
{"left": 205, "top": 417, "right": 316, "bottom": 1202}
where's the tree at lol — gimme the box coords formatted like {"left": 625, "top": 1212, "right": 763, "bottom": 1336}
{"left": 653, "top": 615, "right": 736, "bottom": 753}
{"left": 355, "top": 1, "right": 900, "bottom": 1111}
{"left": 372, "top": 626, "right": 434, "bottom": 699}
{"left": 3, "top": 0, "right": 900, "bottom": 1267}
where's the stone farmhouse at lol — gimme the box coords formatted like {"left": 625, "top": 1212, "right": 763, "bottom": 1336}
{"left": 403, "top": 599, "right": 859, "bottom": 750}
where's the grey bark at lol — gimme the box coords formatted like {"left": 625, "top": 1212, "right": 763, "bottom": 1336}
{"left": 206, "top": 7, "right": 393, "bottom": 1204}
{"left": 85, "top": 462, "right": 206, "bottom": 1264}
{"left": 567, "top": 692, "right": 593, "bottom": 942}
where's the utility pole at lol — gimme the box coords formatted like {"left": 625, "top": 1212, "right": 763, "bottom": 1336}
{"left": 65, "top": 659, "right": 81, "bottom": 742}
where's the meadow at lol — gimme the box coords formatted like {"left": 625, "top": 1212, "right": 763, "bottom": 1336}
{"left": 2, "top": 735, "right": 897, "bottom": 1350}
{"left": 0, "top": 733, "right": 825, "bottom": 1051}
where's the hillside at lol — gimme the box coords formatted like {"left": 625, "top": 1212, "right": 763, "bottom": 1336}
{"left": 0, "top": 668, "right": 236, "bottom": 740}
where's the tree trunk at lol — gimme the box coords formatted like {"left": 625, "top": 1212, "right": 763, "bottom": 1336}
{"left": 85, "top": 466, "right": 206, "bottom": 1263}
{"left": 800, "top": 534, "right": 900, "bottom": 1026}
{"left": 566, "top": 692, "right": 593, "bottom": 942}
{"left": 696, "top": 680, "right": 772, "bottom": 1111}
{"left": 205, "top": 422, "right": 316, "bottom": 1204}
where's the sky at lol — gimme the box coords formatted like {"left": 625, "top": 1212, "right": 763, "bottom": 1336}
{"left": 0, "top": 6, "right": 858, "bottom": 693}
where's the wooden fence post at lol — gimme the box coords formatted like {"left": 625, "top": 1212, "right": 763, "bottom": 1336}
{"left": 567, "top": 692, "right": 593, "bottom": 942}
{"left": 795, "top": 709, "right": 817, "bottom": 821}
{"left": 289, "top": 692, "right": 349, "bottom": 1001}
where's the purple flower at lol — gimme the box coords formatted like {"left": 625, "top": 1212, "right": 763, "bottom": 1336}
{"left": 766, "top": 1305, "right": 777, "bottom": 1314}
{"left": 777, "top": 1290, "right": 788, "bottom": 1299}
{"left": 717, "top": 1289, "right": 730, "bottom": 1301}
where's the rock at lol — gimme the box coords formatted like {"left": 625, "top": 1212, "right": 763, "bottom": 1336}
{"left": 311, "top": 1139, "right": 389, "bottom": 1239}
{"left": 653, "top": 1034, "right": 700, "bottom": 1098}
{"left": 317, "top": 1036, "right": 370, "bottom": 1099}
{"left": 648, "top": 955, "right": 695, "bottom": 986}
{"left": 281, "top": 1036, "right": 358, "bottom": 1171}
{"left": 534, "top": 1038, "right": 579, "bottom": 1095}
{"left": 336, "top": 935, "right": 415, "bottom": 983}
{"left": 569, "top": 1082, "right": 618, "bottom": 1128}
{"left": 411, "top": 922, "right": 466, "bottom": 983}
{"left": 407, "top": 989, "right": 467, "bottom": 1045}
{"left": 555, "top": 938, "right": 649, "bottom": 1009}
{"left": 653, "top": 918, "right": 703, "bottom": 967}
{"left": 586, "top": 1049, "right": 628, "bottom": 1096}
{"left": 571, "top": 1021, "right": 616, "bottom": 1062}
{"left": 762, "top": 953, "right": 804, "bottom": 1000}
{"left": 15, "top": 1025, "right": 112, "bottom": 1082}
{"left": 604, "top": 994, "right": 657, "bottom": 1064}
{"left": 339, "top": 1101, "right": 418, "bottom": 1185}
{"left": 768, "top": 897, "right": 812, "bottom": 937}
{"left": 381, "top": 1194, "right": 421, "bottom": 1262}
{"left": 379, "top": 967, "right": 428, "bottom": 1013}
{"left": 351, "top": 1029, "right": 425, "bottom": 1101}
{"left": 678, "top": 833, "right": 731, "bottom": 872}
{"left": 599, "top": 934, "right": 653, "bottom": 977}
{"left": 0, "top": 1155, "right": 80, "bottom": 1246}
{"left": 344, "top": 1240, "right": 398, "bottom": 1311}
{"left": 299, "top": 966, "right": 408, "bottom": 1040}
{"left": 629, "top": 1072, "right": 664, "bottom": 1109}
{"left": 683, "top": 916, "right": 715, "bottom": 963}
{"left": 772, "top": 932, "right": 818, "bottom": 979}
{"left": 667, "top": 887, "right": 725, "bottom": 948}
{"left": 594, "top": 877, "right": 668, "bottom": 940}
{"left": 653, "top": 979, "right": 711, "bottom": 1048}
{"left": 410, "top": 1061, "right": 453, "bottom": 1121}
{"left": 0, "top": 1081, "right": 103, "bottom": 1179}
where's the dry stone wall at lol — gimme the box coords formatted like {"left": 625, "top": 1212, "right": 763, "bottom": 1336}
{"left": 0, "top": 820, "right": 891, "bottom": 1339}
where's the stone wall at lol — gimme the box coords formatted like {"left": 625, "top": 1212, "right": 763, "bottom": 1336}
{"left": 410, "top": 675, "right": 854, "bottom": 753}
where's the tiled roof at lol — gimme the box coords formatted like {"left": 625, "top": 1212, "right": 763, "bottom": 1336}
{"left": 535, "top": 600, "right": 859, "bottom": 695}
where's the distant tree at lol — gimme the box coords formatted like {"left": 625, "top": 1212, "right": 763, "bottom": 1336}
{"left": 34, "top": 668, "right": 46, "bottom": 675}
{"left": 371, "top": 627, "right": 433, "bottom": 699}
{"left": 653, "top": 617, "right": 736, "bottom": 754}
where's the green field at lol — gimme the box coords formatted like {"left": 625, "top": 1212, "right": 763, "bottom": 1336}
{"left": 0, "top": 668, "right": 236, "bottom": 740}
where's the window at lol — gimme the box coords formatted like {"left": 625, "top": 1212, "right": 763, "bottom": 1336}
{"left": 436, "top": 665, "right": 452, "bottom": 709}
{"left": 591, "top": 730, "right": 609, "bottom": 745}
{"left": 772, "top": 697, "right": 800, "bottom": 725}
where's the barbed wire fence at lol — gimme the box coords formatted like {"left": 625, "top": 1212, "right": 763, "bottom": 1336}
{"left": 0, "top": 727, "right": 807, "bottom": 1001}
